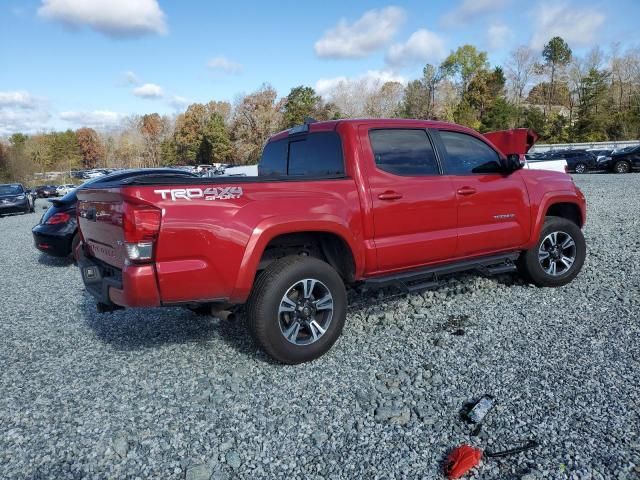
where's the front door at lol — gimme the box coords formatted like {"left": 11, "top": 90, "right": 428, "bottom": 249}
{"left": 361, "top": 127, "right": 458, "bottom": 272}
{"left": 434, "top": 129, "right": 531, "bottom": 258}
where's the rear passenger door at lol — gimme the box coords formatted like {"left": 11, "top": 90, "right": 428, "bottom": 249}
{"left": 434, "top": 130, "right": 531, "bottom": 258}
{"left": 362, "top": 127, "right": 458, "bottom": 272}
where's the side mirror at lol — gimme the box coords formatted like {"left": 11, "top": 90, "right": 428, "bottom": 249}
{"left": 505, "top": 154, "right": 524, "bottom": 172}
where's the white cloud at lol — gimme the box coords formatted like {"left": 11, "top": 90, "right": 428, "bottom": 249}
{"left": 487, "top": 22, "right": 513, "bottom": 51}
{"left": 207, "top": 56, "right": 243, "bottom": 74}
{"left": 132, "top": 83, "right": 164, "bottom": 99}
{"left": 0, "top": 90, "right": 50, "bottom": 135}
{"left": 0, "top": 90, "right": 39, "bottom": 109}
{"left": 315, "top": 70, "right": 406, "bottom": 97}
{"left": 37, "top": 0, "right": 167, "bottom": 38}
{"left": 168, "top": 95, "right": 190, "bottom": 110}
{"left": 441, "top": 0, "right": 510, "bottom": 27}
{"left": 59, "top": 110, "right": 125, "bottom": 128}
{"left": 386, "top": 29, "right": 447, "bottom": 68}
{"left": 314, "top": 6, "right": 406, "bottom": 59}
{"left": 0, "top": 109, "right": 51, "bottom": 136}
{"left": 530, "top": 3, "right": 605, "bottom": 50}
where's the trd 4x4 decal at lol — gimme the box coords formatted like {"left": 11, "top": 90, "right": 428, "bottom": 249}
{"left": 154, "top": 187, "right": 243, "bottom": 201}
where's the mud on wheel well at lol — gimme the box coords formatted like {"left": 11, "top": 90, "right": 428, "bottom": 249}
{"left": 258, "top": 232, "right": 356, "bottom": 283}
{"left": 546, "top": 203, "right": 583, "bottom": 226}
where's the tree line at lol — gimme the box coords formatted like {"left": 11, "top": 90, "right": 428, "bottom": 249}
{"left": 1, "top": 36, "right": 639, "bottom": 183}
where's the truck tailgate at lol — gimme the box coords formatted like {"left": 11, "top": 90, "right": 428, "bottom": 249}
{"left": 77, "top": 188, "right": 129, "bottom": 269}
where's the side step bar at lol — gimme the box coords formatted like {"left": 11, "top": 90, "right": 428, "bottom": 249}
{"left": 364, "top": 252, "right": 520, "bottom": 293}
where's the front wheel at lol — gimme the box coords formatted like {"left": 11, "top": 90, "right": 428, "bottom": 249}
{"left": 520, "top": 216, "right": 586, "bottom": 287}
{"left": 246, "top": 256, "right": 346, "bottom": 364}
{"left": 614, "top": 160, "right": 631, "bottom": 174}
{"left": 574, "top": 163, "right": 587, "bottom": 174}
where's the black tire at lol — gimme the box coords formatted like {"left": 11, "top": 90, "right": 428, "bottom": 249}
{"left": 614, "top": 160, "right": 631, "bottom": 174}
{"left": 70, "top": 233, "right": 80, "bottom": 261}
{"left": 520, "top": 216, "right": 586, "bottom": 287}
{"left": 246, "top": 256, "right": 346, "bottom": 364}
{"left": 574, "top": 163, "right": 587, "bottom": 174}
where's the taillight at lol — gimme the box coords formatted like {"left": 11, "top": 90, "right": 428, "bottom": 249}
{"left": 46, "top": 212, "right": 71, "bottom": 225}
{"left": 564, "top": 165, "right": 569, "bottom": 173}
{"left": 122, "top": 204, "right": 161, "bottom": 263}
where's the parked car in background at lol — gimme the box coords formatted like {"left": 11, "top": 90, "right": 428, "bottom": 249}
{"left": 84, "top": 170, "right": 106, "bottom": 179}
{"left": 598, "top": 145, "right": 640, "bottom": 173}
{"left": 56, "top": 184, "right": 76, "bottom": 196}
{"left": 524, "top": 154, "right": 568, "bottom": 173}
{"left": 25, "top": 188, "right": 38, "bottom": 204}
{"left": 195, "top": 164, "right": 214, "bottom": 174}
{"left": 587, "top": 149, "right": 613, "bottom": 162}
{"left": 35, "top": 185, "right": 59, "bottom": 198}
{"left": 32, "top": 168, "right": 198, "bottom": 258}
{"left": 554, "top": 150, "right": 598, "bottom": 173}
{"left": 0, "top": 183, "right": 34, "bottom": 216}
{"left": 205, "top": 165, "right": 258, "bottom": 177}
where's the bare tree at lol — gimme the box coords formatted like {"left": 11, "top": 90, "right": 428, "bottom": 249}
{"left": 322, "top": 78, "right": 372, "bottom": 118}
{"left": 506, "top": 46, "right": 537, "bottom": 106}
{"left": 365, "top": 81, "right": 404, "bottom": 118}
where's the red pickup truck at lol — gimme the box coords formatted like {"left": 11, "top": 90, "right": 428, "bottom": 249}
{"left": 77, "top": 119, "right": 586, "bottom": 364}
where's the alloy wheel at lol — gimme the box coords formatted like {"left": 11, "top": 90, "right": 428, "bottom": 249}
{"left": 538, "top": 231, "right": 577, "bottom": 276}
{"left": 278, "top": 278, "right": 334, "bottom": 346}
{"left": 616, "top": 162, "right": 630, "bottom": 173}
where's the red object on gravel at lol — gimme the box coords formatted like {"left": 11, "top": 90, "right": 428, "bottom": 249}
{"left": 443, "top": 445, "right": 483, "bottom": 479}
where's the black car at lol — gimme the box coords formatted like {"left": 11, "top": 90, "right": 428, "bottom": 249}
{"left": 35, "top": 185, "right": 59, "bottom": 198}
{"left": 0, "top": 183, "right": 34, "bottom": 216}
{"left": 32, "top": 168, "right": 197, "bottom": 258}
{"left": 588, "top": 149, "right": 613, "bottom": 160}
{"left": 598, "top": 145, "right": 640, "bottom": 173}
{"left": 555, "top": 150, "right": 598, "bottom": 173}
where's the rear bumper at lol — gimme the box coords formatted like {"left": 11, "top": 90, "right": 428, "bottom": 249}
{"left": 78, "top": 249, "right": 161, "bottom": 308}
{"left": 32, "top": 224, "right": 75, "bottom": 257}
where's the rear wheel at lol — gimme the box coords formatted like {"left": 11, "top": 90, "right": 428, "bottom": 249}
{"left": 247, "top": 256, "right": 346, "bottom": 364}
{"left": 614, "top": 160, "right": 631, "bottom": 174}
{"left": 574, "top": 163, "right": 587, "bottom": 174}
{"left": 520, "top": 216, "right": 585, "bottom": 287}
{"left": 70, "top": 233, "right": 80, "bottom": 262}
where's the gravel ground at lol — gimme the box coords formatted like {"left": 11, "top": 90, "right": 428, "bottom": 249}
{"left": 1, "top": 174, "right": 639, "bottom": 480}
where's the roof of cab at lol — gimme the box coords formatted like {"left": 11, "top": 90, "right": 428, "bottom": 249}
{"left": 268, "top": 118, "right": 472, "bottom": 142}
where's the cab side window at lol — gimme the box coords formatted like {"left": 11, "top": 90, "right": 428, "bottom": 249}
{"left": 288, "top": 133, "right": 344, "bottom": 176}
{"left": 258, "top": 133, "right": 344, "bottom": 177}
{"left": 439, "top": 130, "right": 503, "bottom": 174}
{"left": 258, "top": 139, "right": 287, "bottom": 176}
{"left": 369, "top": 129, "right": 439, "bottom": 176}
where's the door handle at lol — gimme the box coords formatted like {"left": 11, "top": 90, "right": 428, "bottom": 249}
{"left": 456, "top": 186, "right": 477, "bottom": 196}
{"left": 378, "top": 191, "right": 403, "bottom": 201}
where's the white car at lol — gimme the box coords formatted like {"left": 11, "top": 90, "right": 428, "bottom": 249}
{"left": 204, "top": 165, "right": 258, "bottom": 177}
{"left": 56, "top": 184, "right": 76, "bottom": 196}
{"left": 524, "top": 154, "right": 568, "bottom": 173}
{"left": 220, "top": 165, "right": 258, "bottom": 177}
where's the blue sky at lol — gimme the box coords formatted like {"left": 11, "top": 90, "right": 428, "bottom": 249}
{"left": 1, "top": 0, "right": 638, "bottom": 135}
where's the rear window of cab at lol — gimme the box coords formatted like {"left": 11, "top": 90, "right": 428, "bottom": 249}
{"left": 259, "top": 132, "right": 344, "bottom": 177}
